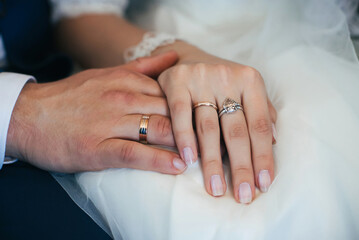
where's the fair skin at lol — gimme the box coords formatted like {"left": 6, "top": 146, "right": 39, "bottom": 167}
{"left": 55, "top": 15, "right": 277, "bottom": 203}
{"left": 6, "top": 52, "right": 188, "bottom": 174}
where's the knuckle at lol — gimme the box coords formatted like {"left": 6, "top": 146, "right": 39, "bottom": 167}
{"left": 198, "top": 118, "right": 219, "bottom": 136}
{"left": 251, "top": 118, "right": 271, "bottom": 135}
{"left": 156, "top": 117, "right": 172, "bottom": 138}
{"left": 157, "top": 71, "right": 168, "bottom": 85}
{"left": 193, "top": 63, "right": 207, "bottom": 77}
{"left": 171, "top": 64, "right": 189, "bottom": 77}
{"left": 103, "top": 90, "right": 137, "bottom": 105}
{"left": 215, "top": 64, "right": 232, "bottom": 85}
{"left": 242, "top": 66, "right": 260, "bottom": 78}
{"left": 228, "top": 123, "right": 248, "bottom": 140}
{"left": 109, "top": 68, "right": 140, "bottom": 84}
{"left": 241, "top": 66, "right": 263, "bottom": 85}
{"left": 119, "top": 142, "right": 136, "bottom": 165}
{"left": 214, "top": 64, "right": 232, "bottom": 75}
{"left": 158, "top": 70, "right": 173, "bottom": 88}
{"left": 253, "top": 153, "right": 273, "bottom": 164}
{"left": 204, "top": 159, "right": 221, "bottom": 170}
{"left": 232, "top": 166, "right": 252, "bottom": 176}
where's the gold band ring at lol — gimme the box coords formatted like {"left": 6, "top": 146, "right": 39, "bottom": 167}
{"left": 139, "top": 115, "right": 150, "bottom": 144}
{"left": 193, "top": 102, "right": 218, "bottom": 111}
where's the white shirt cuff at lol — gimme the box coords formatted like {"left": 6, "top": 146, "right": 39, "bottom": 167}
{"left": 0, "top": 72, "right": 35, "bottom": 170}
{"left": 51, "top": 0, "right": 129, "bottom": 23}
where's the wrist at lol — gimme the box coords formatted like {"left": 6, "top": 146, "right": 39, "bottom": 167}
{"left": 5, "top": 82, "right": 39, "bottom": 160}
{"left": 152, "top": 40, "right": 206, "bottom": 63}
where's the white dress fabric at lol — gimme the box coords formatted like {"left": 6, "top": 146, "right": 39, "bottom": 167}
{"left": 53, "top": 0, "right": 359, "bottom": 239}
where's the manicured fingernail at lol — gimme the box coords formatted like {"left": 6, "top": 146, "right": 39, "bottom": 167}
{"left": 183, "top": 147, "right": 194, "bottom": 165}
{"left": 272, "top": 123, "right": 277, "bottom": 144}
{"left": 239, "top": 182, "right": 252, "bottom": 204}
{"left": 259, "top": 170, "right": 271, "bottom": 192}
{"left": 211, "top": 175, "right": 224, "bottom": 196}
{"left": 173, "top": 158, "right": 187, "bottom": 171}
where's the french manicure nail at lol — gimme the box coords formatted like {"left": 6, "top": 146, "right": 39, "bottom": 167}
{"left": 211, "top": 175, "right": 224, "bottom": 196}
{"left": 259, "top": 170, "right": 271, "bottom": 192}
{"left": 173, "top": 158, "right": 187, "bottom": 171}
{"left": 272, "top": 123, "right": 277, "bottom": 144}
{"left": 239, "top": 182, "right": 252, "bottom": 204}
{"left": 183, "top": 147, "right": 194, "bottom": 165}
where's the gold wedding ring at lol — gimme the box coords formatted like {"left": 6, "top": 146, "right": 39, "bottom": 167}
{"left": 193, "top": 102, "right": 218, "bottom": 111}
{"left": 139, "top": 115, "right": 150, "bottom": 144}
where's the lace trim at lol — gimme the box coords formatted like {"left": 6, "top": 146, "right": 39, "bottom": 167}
{"left": 124, "top": 32, "right": 177, "bottom": 63}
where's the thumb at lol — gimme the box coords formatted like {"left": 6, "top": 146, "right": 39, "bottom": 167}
{"left": 122, "top": 51, "right": 179, "bottom": 78}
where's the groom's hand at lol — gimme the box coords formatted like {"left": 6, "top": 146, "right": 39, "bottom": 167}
{"left": 5, "top": 51, "right": 187, "bottom": 174}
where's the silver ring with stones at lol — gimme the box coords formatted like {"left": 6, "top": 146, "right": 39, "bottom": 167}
{"left": 218, "top": 98, "right": 244, "bottom": 118}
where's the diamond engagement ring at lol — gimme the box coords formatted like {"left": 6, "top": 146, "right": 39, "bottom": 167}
{"left": 218, "top": 98, "right": 244, "bottom": 118}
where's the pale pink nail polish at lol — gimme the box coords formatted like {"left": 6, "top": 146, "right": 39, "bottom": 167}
{"left": 239, "top": 182, "right": 252, "bottom": 204}
{"left": 272, "top": 123, "right": 277, "bottom": 143}
{"left": 173, "top": 158, "right": 187, "bottom": 171}
{"left": 183, "top": 147, "right": 194, "bottom": 165}
{"left": 259, "top": 170, "right": 271, "bottom": 192}
{"left": 211, "top": 175, "right": 224, "bottom": 196}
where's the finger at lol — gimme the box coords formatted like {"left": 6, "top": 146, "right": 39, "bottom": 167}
{"left": 195, "top": 102, "right": 226, "bottom": 197}
{"left": 105, "top": 66, "right": 165, "bottom": 97}
{"left": 218, "top": 97, "right": 255, "bottom": 204}
{"left": 267, "top": 98, "right": 278, "bottom": 144}
{"left": 165, "top": 86, "right": 198, "bottom": 165}
{"left": 243, "top": 79, "right": 274, "bottom": 193}
{"left": 122, "top": 51, "right": 179, "bottom": 78}
{"left": 106, "top": 92, "right": 170, "bottom": 116}
{"left": 113, "top": 114, "right": 175, "bottom": 146}
{"left": 119, "top": 74, "right": 165, "bottom": 97}
{"left": 97, "top": 139, "right": 187, "bottom": 174}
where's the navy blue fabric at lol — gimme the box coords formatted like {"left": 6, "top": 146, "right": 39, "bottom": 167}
{"left": 0, "top": 1, "right": 109, "bottom": 239}
{"left": 0, "top": 162, "right": 111, "bottom": 240}
{"left": 0, "top": 0, "right": 72, "bottom": 82}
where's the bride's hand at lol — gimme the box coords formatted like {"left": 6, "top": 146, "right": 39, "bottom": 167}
{"left": 157, "top": 46, "right": 277, "bottom": 203}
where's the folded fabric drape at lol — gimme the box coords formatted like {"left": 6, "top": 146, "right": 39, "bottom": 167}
{"left": 54, "top": 0, "right": 359, "bottom": 239}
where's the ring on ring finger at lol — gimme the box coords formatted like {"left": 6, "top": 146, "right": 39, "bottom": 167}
{"left": 218, "top": 98, "right": 244, "bottom": 118}
{"left": 139, "top": 115, "right": 150, "bottom": 144}
{"left": 193, "top": 102, "right": 218, "bottom": 111}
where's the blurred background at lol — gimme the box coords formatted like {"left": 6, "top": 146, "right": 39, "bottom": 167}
{"left": 337, "top": 0, "right": 359, "bottom": 58}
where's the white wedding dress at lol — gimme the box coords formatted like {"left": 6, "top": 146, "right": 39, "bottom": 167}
{"left": 53, "top": 0, "right": 359, "bottom": 239}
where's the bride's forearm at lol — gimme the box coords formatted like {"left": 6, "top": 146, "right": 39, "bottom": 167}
{"left": 55, "top": 14, "right": 145, "bottom": 68}
{"left": 55, "top": 14, "right": 209, "bottom": 68}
